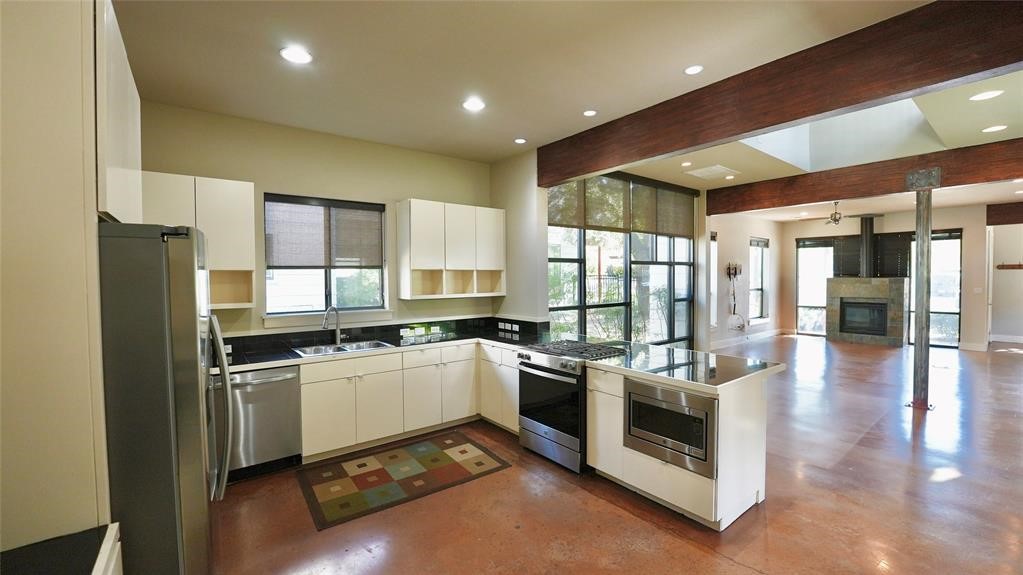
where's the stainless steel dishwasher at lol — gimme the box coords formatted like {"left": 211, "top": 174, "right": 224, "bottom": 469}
{"left": 211, "top": 366, "right": 301, "bottom": 479}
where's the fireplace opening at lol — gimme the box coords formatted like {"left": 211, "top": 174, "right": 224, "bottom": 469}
{"left": 839, "top": 300, "right": 887, "bottom": 336}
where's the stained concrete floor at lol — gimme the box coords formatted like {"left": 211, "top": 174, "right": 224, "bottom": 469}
{"left": 212, "top": 336, "right": 1023, "bottom": 574}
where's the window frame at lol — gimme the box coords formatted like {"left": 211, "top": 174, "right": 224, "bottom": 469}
{"left": 748, "top": 237, "right": 768, "bottom": 320}
{"left": 263, "top": 193, "right": 386, "bottom": 315}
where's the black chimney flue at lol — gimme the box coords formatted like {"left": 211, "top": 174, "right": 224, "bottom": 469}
{"left": 860, "top": 217, "right": 875, "bottom": 277}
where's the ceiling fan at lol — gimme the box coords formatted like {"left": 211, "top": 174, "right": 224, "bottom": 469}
{"left": 824, "top": 201, "right": 842, "bottom": 225}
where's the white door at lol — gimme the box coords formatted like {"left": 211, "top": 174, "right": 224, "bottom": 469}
{"left": 301, "top": 378, "right": 356, "bottom": 455}
{"left": 586, "top": 389, "right": 624, "bottom": 479}
{"left": 403, "top": 365, "right": 443, "bottom": 431}
{"left": 479, "top": 360, "right": 502, "bottom": 422}
{"left": 497, "top": 364, "right": 519, "bottom": 432}
{"left": 195, "top": 177, "right": 255, "bottom": 270}
{"left": 441, "top": 359, "right": 477, "bottom": 422}
{"left": 444, "top": 203, "right": 476, "bottom": 270}
{"left": 475, "top": 207, "right": 505, "bottom": 270}
{"left": 409, "top": 199, "right": 446, "bottom": 269}
{"left": 141, "top": 171, "right": 195, "bottom": 226}
{"left": 356, "top": 370, "right": 404, "bottom": 443}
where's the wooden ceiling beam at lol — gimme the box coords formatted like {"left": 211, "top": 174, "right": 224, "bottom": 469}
{"left": 988, "top": 202, "right": 1023, "bottom": 226}
{"left": 536, "top": 1, "right": 1023, "bottom": 188}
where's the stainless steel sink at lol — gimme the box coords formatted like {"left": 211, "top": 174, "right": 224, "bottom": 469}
{"left": 341, "top": 340, "right": 394, "bottom": 351}
{"left": 293, "top": 340, "right": 394, "bottom": 357}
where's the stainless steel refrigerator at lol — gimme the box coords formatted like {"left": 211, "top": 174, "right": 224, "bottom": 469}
{"left": 99, "top": 223, "right": 234, "bottom": 575}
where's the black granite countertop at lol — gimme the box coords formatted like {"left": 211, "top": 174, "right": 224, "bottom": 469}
{"left": 588, "top": 340, "right": 781, "bottom": 387}
{"left": 0, "top": 525, "right": 108, "bottom": 574}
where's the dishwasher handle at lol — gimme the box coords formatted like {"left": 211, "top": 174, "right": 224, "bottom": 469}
{"left": 231, "top": 372, "right": 297, "bottom": 387}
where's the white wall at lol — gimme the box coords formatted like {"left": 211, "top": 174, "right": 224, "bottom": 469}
{"left": 778, "top": 204, "right": 990, "bottom": 350}
{"left": 990, "top": 224, "right": 1023, "bottom": 342}
{"left": 706, "top": 214, "right": 785, "bottom": 348}
{"left": 490, "top": 151, "right": 548, "bottom": 322}
{"left": 1, "top": 1, "right": 108, "bottom": 549}
{"left": 141, "top": 102, "right": 495, "bottom": 335}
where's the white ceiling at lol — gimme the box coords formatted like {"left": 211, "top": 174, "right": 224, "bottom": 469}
{"left": 745, "top": 179, "right": 1023, "bottom": 222}
{"left": 113, "top": 1, "right": 923, "bottom": 163}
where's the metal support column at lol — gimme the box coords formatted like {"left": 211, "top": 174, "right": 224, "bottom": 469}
{"left": 906, "top": 168, "right": 940, "bottom": 410}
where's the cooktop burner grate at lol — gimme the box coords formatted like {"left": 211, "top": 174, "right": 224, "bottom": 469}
{"left": 525, "top": 340, "right": 626, "bottom": 361}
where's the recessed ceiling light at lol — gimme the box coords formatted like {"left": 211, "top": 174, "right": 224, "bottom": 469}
{"left": 1015, "top": 190, "right": 1023, "bottom": 195}
{"left": 724, "top": 175, "right": 735, "bottom": 180}
{"left": 684, "top": 65, "right": 704, "bottom": 76}
{"left": 1013, "top": 178, "right": 1023, "bottom": 183}
{"left": 513, "top": 138, "right": 527, "bottom": 145}
{"left": 981, "top": 125, "right": 1007, "bottom": 133}
{"left": 681, "top": 161, "right": 692, "bottom": 167}
{"left": 583, "top": 110, "right": 597, "bottom": 117}
{"left": 969, "top": 90, "right": 1004, "bottom": 101}
{"left": 799, "top": 211, "right": 809, "bottom": 216}
{"left": 280, "top": 45, "right": 312, "bottom": 64}
{"left": 462, "top": 96, "right": 486, "bottom": 112}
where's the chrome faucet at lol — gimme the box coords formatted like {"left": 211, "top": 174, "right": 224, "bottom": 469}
{"left": 321, "top": 306, "right": 347, "bottom": 345}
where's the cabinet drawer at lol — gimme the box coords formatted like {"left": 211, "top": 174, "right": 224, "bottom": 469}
{"left": 441, "top": 343, "right": 476, "bottom": 363}
{"left": 587, "top": 368, "right": 624, "bottom": 397}
{"left": 500, "top": 349, "right": 521, "bottom": 367}
{"left": 623, "top": 448, "right": 715, "bottom": 521}
{"left": 301, "top": 359, "right": 356, "bottom": 384}
{"left": 403, "top": 347, "right": 442, "bottom": 369}
{"left": 479, "top": 344, "right": 502, "bottom": 364}
{"left": 355, "top": 352, "right": 402, "bottom": 375}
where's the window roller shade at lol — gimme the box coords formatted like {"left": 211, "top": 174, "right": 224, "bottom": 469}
{"left": 548, "top": 174, "right": 696, "bottom": 237}
{"left": 547, "top": 181, "right": 584, "bottom": 228}
{"left": 265, "top": 196, "right": 384, "bottom": 269}
{"left": 331, "top": 208, "right": 382, "bottom": 267}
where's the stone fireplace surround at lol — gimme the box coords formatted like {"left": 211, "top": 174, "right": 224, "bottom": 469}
{"left": 826, "top": 277, "right": 909, "bottom": 346}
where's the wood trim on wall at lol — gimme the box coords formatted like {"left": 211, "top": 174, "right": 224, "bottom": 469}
{"left": 537, "top": 1, "right": 1023, "bottom": 188}
{"left": 706, "top": 138, "right": 1023, "bottom": 215}
{"left": 987, "top": 202, "right": 1023, "bottom": 226}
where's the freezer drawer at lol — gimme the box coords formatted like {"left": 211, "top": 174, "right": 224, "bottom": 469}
{"left": 213, "top": 366, "right": 301, "bottom": 471}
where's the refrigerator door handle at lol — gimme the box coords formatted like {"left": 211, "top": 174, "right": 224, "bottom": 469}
{"left": 210, "top": 315, "right": 232, "bottom": 502}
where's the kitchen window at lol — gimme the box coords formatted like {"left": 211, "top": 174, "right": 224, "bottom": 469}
{"left": 547, "top": 173, "right": 697, "bottom": 346}
{"left": 264, "top": 194, "right": 385, "bottom": 314}
{"left": 749, "top": 237, "right": 768, "bottom": 320}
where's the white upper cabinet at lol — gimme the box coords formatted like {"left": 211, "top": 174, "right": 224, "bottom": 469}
{"left": 475, "top": 207, "right": 505, "bottom": 270}
{"left": 141, "top": 172, "right": 195, "bottom": 227}
{"left": 195, "top": 177, "right": 256, "bottom": 270}
{"left": 444, "top": 203, "right": 477, "bottom": 270}
{"left": 96, "top": 0, "right": 142, "bottom": 223}
{"left": 409, "top": 199, "right": 446, "bottom": 269}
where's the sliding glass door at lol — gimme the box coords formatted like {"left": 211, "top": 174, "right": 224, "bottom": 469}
{"left": 796, "top": 240, "right": 834, "bottom": 335}
{"left": 909, "top": 233, "right": 962, "bottom": 346}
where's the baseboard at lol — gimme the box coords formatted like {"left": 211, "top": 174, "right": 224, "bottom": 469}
{"left": 958, "top": 342, "right": 990, "bottom": 352}
{"left": 710, "top": 328, "right": 788, "bottom": 350}
{"left": 989, "top": 334, "right": 1023, "bottom": 344}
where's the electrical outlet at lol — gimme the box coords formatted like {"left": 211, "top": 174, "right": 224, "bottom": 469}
{"left": 224, "top": 344, "right": 233, "bottom": 354}
{"left": 511, "top": 324, "right": 520, "bottom": 332}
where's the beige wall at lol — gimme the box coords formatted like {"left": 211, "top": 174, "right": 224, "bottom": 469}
{"left": 706, "top": 214, "right": 785, "bottom": 348}
{"left": 1, "top": 1, "right": 108, "bottom": 549}
{"left": 490, "top": 151, "right": 548, "bottom": 322}
{"left": 141, "top": 101, "right": 495, "bottom": 335}
{"left": 778, "top": 204, "right": 990, "bottom": 350}
{"left": 990, "top": 224, "right": 1023, "bottom": 341}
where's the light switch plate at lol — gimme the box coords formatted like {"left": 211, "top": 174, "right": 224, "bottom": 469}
{"left": 511, "top": 324, "right": 520, "bottom": 332}
{"left": 224, "top": 344, "right": 233, "bottom": 354}
{"left": 973, "top": 287, "right": 982, "bottom": 294}
{"left": 430, "top": 326, "right": 441, "bottom": 334}
{"left": 414, "top": 327, "right": 426, "bottom": 336}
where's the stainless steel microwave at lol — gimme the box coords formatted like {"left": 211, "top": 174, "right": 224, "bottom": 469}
{"left": 623, "top": 379, "right": 717, "bottom": 479}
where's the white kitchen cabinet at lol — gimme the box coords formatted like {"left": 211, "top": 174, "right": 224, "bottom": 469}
{"left": 301, "top": 377, "right": 357, "bottom": 455}
{"left": 444, "top": 203, "right": 477, "bottom": 270}
{"left": 479, "top": 359, "right": 502, "bottom": 423}
{"left": 475, "top": 207, "right": 505, "bottom": 270}
{"left": 96, "top": 0, "right": 142, "bottom": 224}
{"left": 141, "top": 171, "right": 195, "bottom": 226}
{"left": 195, "top": 177, "right": 256, "bottom": 271}
{"left": 498, "top": 364, "right": 520, "bottom": 432}
{"left": 403, "top": 364, "right": 443, "bottom": 431}
{"left": 586, "top": 389, "right": 624, "bottom": 480}
{"left": 356, "top": 370, "right": 404, "bottom": 443}
{"left": 442, "top": 359, "right": 477, "bottom": 422}
{"left": 408, "top": 199, "right": 446, "bottom": 270}
{"left": 623, "top": 447, "right": 716, "bottom": 521}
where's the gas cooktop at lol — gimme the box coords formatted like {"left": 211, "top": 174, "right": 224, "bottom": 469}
{"left": 525, "top": 340, "right": 626, "bottom": 361}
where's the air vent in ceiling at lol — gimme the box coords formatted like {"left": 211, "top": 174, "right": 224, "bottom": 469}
{"left": 684, "top": 164, "right": 740, "bottom": 179}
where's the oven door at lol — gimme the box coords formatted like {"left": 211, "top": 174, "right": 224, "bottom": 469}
{"left": 518, "top": 363, "right": 581, "bottom": 450}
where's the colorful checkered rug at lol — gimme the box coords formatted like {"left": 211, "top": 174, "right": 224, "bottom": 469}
{"left": 296, "top": 430, "right": 510, "bottom": 529}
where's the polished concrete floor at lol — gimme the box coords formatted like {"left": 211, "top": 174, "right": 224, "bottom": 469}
{"left": 212, "top": 337, "right": 1023, "bottom": 574}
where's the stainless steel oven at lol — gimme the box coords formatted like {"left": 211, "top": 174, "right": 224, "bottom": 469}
{"left": 624, "top": 378, "right": 717, "bottom": 479}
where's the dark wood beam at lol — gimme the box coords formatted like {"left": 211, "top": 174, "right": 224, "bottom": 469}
{"left": 706, "top": 138, "right": 1023, "bottom": 215}
{"left": 988, "top": 202, "right": 1023, "bottom": 226}
{"left": 537, "top": 2, "right": 1023, "bottom": 188}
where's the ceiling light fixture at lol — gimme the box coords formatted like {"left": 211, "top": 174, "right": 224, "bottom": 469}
{"left": 1016, "top": 190, "right": 1023, "bottom": 195}
{"left": 724, "top": 175, "right": 735, "bottom": 180}
{"left": 583, "top": 110, "right": 597, "bottom": 117}
{"left": 1013, "top": 178, "right": 1023, "bottom": 183}
{"left": 981, "top": 125, "right": 1007, "bottom": 133}
{"left": 681, "top": 161, "right": 692, "bottom": 167}
{"left": 462, "top": 96, "right": 486, "bottom": 112}
{"left": 969, "top": 90, "right": 1004, "bottom": 101}
{"left": 825, "top": 202, "right": 843, "bottom": 226}
{"left": 684, "top": 65, "right": 704, "bottom": 76}
{"left": 799, "top": 211, "right": 809, "bottom": 216}
{"left": 513, "top": 138, "right": 527, "bottom": 144}
{"left": 279, "top": 45, "right": 312, "bottom": 64}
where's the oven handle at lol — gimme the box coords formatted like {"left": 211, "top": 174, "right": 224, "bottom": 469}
{"left": 518, "top": 364, "right": 578, "bottom": 385}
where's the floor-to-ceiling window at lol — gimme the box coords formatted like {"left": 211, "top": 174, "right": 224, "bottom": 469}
{"left": 748, "top": 238, "right": 769, "bottom": 320}
{"left": 547, "top": 173, "right": 697, "bottom": 346}
{"left": 909, "top": 231, "right": 962, "bottom": 346}
{"left": 795, "top": 239, "right": 834, "bottom": 335}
